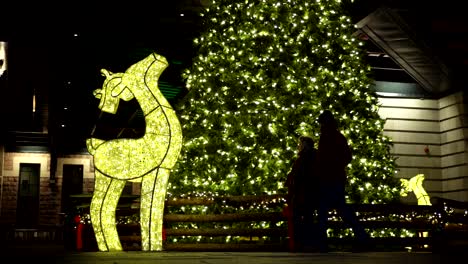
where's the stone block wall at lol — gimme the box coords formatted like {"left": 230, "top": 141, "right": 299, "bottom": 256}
{"left": 0, "top": 152, "right": 95, "bottom": 226}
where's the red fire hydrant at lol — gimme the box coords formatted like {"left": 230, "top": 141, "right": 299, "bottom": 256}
{"left": 74, "top": 215, "right": 83, "bottom": 251}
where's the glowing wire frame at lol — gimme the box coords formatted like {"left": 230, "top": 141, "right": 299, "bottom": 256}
{"left": 86, "top": 52, "right": 183, "bottom": 251}
{"left": 400, "top": 174, "right": 431, "bottom": 206}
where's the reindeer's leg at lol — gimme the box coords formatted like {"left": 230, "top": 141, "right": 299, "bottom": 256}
{"left": 90, "top": 172, "right": 125, "bottom": 251}
{"left": 140, "top": 168, "right": 170, "bottom": 251}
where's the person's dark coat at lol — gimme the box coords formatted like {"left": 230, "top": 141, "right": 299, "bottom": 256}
{"left": 316, "top": 127, "right": 352, "bottom": 187}
{"left": 286, "top": 147, "right": 318, "bottom": 209}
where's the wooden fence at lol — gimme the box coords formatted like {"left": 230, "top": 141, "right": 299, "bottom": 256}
{"left": 2, "top": 194, "right": 466, "bottom": 252}
{"left": 66, "top": 194, "right": 468, "bottom": 252}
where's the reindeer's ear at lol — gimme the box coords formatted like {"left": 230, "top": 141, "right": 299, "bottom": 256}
{"left": 101, "top": 69, "right": 113, "bottom": 77}
{"left": 400, "top": 179, "right": 409, "bottom": 188}
{"left": 118, "top": 87, "right": 134, "bottom": 101}
{"left": 109, "top": 73, "right": 133, "bottom": 101}
{"left": 93, "top": 89, "right": 102, "bottom": 99}
{"left": 400, "top": 179, "right": 409, "bottom": 196}
{"left": 111, "top": 83, "right": 134, "bottom": 101}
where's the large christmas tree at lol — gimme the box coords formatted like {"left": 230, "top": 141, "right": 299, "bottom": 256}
{"left": 169, "top": 0, "right": 401, "bottom": 204}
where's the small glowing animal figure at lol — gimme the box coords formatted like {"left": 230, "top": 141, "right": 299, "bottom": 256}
{"left": 0, "top": 41, "right": 7, "bottom": 77}
{"left": 86, "top": 52, "right": 182, "bottom": 251}
{"left": 400, "top": 173, "right": 432, "bottom": 247}
{"left": 400, "top": 174, "right": 431, "bottom": 206}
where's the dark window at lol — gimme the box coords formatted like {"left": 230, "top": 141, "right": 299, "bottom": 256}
{"left": 61, "top": 164, "right": 83, "bottom": 213}
{"left": 17, "top": 163, "right": 40, "bottom": 227}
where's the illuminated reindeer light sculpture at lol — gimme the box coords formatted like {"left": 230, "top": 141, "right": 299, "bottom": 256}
{"left": 400, "top": 173, "right": 432, "bottom": 246}
{"left": 400, "top": 174, "right": 432, "bottom": 206}
{"left": 86, "top": 53, "right": 182, "bottom": 251}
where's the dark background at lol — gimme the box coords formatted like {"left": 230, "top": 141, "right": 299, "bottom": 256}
{"left": 0, "top": 0, "right": 466, "bottom": 153}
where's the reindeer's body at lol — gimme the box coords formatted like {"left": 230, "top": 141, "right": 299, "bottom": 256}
{"left": 400, "top": 174, "right": 431, "bottom": 206}
{"left": 86, "top": 53, "right": 182, "bottom": 251}
{"left": 400, "top": 173, "right": 432, "bottom": 244}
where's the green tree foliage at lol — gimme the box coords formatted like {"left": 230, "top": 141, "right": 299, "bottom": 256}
{"left": 169, "top": 0, "right": 401, "bottom": 204}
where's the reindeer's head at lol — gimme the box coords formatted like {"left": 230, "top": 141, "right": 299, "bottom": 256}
{"left": 0, "top": 41, "right": 7, "bottom": 77}
{"left": 93, "top": 69, "right": 134, "bottom": 114}
{"left": 400, "top": 178, "right": 411, "bottom": 197}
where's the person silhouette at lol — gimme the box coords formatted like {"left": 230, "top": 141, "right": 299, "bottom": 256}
{"left": 315, "top": 110, "right": 370, "bottom": 252}
{"left": 286, "top": 135, "right": 318, "bottom": 252}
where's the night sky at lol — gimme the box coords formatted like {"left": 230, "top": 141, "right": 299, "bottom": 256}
{"left": 0, "top": 2, "right": 201, "bottom": 152}
{"left": 1, "top": 0, "right": 467, "bottom": 151}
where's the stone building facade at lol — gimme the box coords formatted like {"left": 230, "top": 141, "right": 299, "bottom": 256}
{"left": 0, "top": 152, "right": 95, "bottom": 227}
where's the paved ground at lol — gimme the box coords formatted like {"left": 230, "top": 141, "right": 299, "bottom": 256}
{"left": 1, "top": 243, "right": 465, "bottom": 264}
{"left": 24, "top": 251, "right": 453, "bottom": 264}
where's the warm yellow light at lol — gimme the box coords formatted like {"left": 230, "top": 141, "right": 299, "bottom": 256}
{"left": 0, "top": 41, "right": 6, "bottom": 77}
{"left": 87, "top": 52, "right": 183, "bottom": 251}
{"left": 400, "top": 174, "right": 431, "bottom": 206}
{"left": 32, "top": 93, "right": 36, "bottom": 113}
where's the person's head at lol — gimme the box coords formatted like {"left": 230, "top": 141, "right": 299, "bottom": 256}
{"left": 298, "top": 136, "right": 314, "bottom": 152}
{"left": 318, "top": 110, "right": 337, "bottom": 130}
